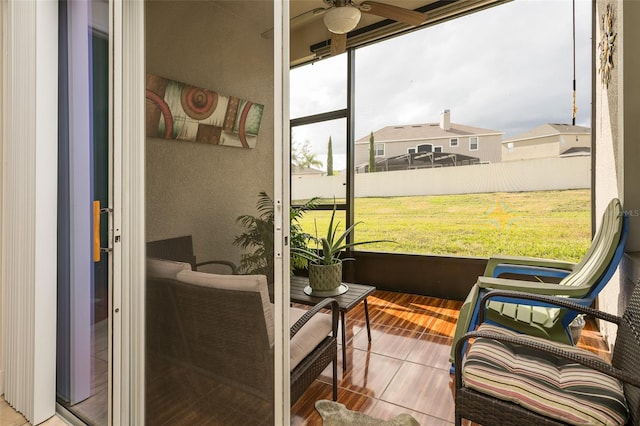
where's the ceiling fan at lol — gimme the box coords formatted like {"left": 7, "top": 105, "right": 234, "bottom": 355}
{"left": 293, "top": 0, "right": 427, "bottom": 55}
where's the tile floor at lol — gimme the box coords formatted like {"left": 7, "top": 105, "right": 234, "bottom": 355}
{"left": 291, "top": 291, "right": 464, "bottom": 424}
{"left": 1, "top": 290, "right": 609, "bottom": 425}
{"left": 290, "top": 290, "right": 610, "bottom": 425}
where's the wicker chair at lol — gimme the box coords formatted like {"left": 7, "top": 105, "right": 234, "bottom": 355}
{"left": 146, "top": 258, "right": 338, "bottom": 410}
{"left": 147, "top": 235, "right": 238, "bottom": 274}
{"left": 454, "top": 286, "right": 640, "bottom": 426}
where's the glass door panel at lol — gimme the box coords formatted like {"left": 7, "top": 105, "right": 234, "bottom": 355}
{"left": 290, "top": 54, "right": 347, "bottom": 119}
{"left": 351, "top": 0, "right": 592, "bottom": 260}
{"left": 291, "top": 118, "right": 349, "bottom": 248}
{"left": 291, "top": 119, "right": 347, "bottom": 204}
{"left": 144, "top": 1, "right": 276, "bottom": 423}
{"left": 56, "top": 1, "right": 110, "bottom": 424}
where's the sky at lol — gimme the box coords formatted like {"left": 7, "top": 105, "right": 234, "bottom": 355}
{"left": 290, "top": 0, "right": 592, "bottom": 171}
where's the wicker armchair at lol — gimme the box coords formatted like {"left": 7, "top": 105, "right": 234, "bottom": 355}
{"left": 455, "top": 286, "right": 640, "bottom": 426}
{"left": 147, "top": 235, "right": 238, "bottom": 274}
{"left": 146, "top": 258, "right": 338, "bottom": 410}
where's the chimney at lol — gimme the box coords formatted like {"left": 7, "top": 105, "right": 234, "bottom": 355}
{"left": 440, "top": 109, "right": 451, "bottom": 131}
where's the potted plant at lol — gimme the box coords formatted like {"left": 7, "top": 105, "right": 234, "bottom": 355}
{"left": 292, "top": 203, "right": 392, "bottom": 296}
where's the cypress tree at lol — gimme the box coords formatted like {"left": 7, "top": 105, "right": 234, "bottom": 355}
{"left": 368, "top": 131, "right": 377, "bottom": 173}
{"left": 327, "top": 137, "right": 334, "bottom": 176}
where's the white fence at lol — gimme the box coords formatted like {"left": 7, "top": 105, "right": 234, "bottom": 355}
{"left": 291, "top": 156, "right": 590, "bottom": 200}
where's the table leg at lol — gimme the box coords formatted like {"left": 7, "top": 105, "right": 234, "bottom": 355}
{"left": 364, "top": 297, "right": 372, "bottom": 342}
{"left": 341, "top": 311, "right": 347, "bottom": 370}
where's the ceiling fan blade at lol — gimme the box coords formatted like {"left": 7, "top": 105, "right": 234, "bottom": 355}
{"left": 330, "top": 33, "right": 347, "bottom": 56}
{"left": 261, "top": 7, "right": 328, "bottom": 39}
{"left": 292, "top": 7, "right": 329, "bottom": 29}
{"left": 360, "top": 1, "right": 426, "bottom": 27}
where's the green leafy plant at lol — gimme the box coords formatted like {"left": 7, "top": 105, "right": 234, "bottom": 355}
{"left": 326, "top": 136, "right": 334, "bottom": 176}
{"left": 368, "top": 131, "right": 377, "bottom": 173}
{"left": 292, "top": 202, "right": 392, "bottom": 266}
{"left": 233, "top": 192, "right": 317, "bottom": 277}
{"left": 233, "top": 192, "right": 275, "bottom": 278}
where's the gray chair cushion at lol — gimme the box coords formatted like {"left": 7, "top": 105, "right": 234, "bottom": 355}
{"left": 147, "top": 257, "right": 191, "bottom": 279}
{"left": 289, "top": 306, "right": 332, "bottom": 371}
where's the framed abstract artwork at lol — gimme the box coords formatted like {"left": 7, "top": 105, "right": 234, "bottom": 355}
{"left": 145, "top": 73, "right": 264, "bottom": 149}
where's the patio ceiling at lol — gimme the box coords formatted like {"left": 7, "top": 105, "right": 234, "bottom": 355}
{"left": 202, "top": 0, "right": 511, "bottom": 66}
{"left": 289, "top": 0, "right": 511, "bottom": 65}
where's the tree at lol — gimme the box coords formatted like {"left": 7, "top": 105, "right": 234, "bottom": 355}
{"left": 368, "top": 131, "right": 377, "bottom": 173}
{"left": 292, "top": 140, "right": 323, "bottom": 170}
{"left": 326, "top": 137, "right": 334, "bottom": 176}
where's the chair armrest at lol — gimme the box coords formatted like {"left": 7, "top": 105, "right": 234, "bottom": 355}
{"left": 484, "top": 255, "right": 576, "bottom": 277}
{"left": 290, "top": 298, "right": 339, "bottom": 339}
{"left": 195, "top": 259, "right": 238, "bottom": 274}
{"left": 454, "top": 328, "right": 640, "bottom": 391}
{"left": 478, "top": 289, "right": 621, "bottom": 324}
{"left": 477, "top": 276, "right": 589, "bottom": 297}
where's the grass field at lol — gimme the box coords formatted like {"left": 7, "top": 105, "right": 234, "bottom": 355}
{"left": 296, "top": 189, "right": 592, "bottom": 263}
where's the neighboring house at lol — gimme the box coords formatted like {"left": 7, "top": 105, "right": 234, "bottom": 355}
{"left": 355, "top": 110, "right": 503, "bottom": 172}
{"left": 291, "top": 166, "right": 325, "bottom": 176}
{"left": 502, "top": 123, "right": 591, "bottom": 161}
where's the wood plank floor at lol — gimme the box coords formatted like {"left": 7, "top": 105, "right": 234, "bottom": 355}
{"left": 291, "top": 290, "right": 610, "bottom": 425}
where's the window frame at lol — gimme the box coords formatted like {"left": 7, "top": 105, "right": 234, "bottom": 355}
{"left": 469, "top": 136, "right": 479, "bottom": 151}
{"left": 416, "top": 143, "right": 433, "bottom": 153}
{"left": 289, "top": 0, "right": 594, "bottom": 302}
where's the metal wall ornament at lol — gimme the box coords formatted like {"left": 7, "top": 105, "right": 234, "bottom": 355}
{"left": 598, "top": 4, "right": 616, "bottom": 89}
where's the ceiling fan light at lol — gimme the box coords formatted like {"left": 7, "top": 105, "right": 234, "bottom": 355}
{"left": 323, "top": 6, "right": 361, "bottom": 34}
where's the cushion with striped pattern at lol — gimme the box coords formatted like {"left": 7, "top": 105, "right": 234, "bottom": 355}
{"left": 462, "top": 324, "right": 629, "bottom": 425}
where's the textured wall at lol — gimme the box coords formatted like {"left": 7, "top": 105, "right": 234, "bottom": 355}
{"left": 594, "top": 0, "right": 621, "bottom": 348}
{"left": 145, "top": 1, "right": 274, "bottom": 268}
{"left": 594, "top": 0, "right": 640, "bottom": 346}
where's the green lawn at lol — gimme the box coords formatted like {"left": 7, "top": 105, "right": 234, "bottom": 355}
{"left": 296, "top": 190, "right": 591, "bottom": 263}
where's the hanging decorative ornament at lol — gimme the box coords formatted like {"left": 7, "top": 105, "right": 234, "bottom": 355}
{"left": 598, "top": 4, "right": 616, "bottom": 89}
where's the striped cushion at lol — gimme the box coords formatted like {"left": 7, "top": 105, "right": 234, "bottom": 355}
{"left": 463, "top": 324, "right": 628, "bottom": 425}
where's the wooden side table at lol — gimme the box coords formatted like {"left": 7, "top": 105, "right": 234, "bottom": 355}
{"left": 290, "top": 276, "right": 376, "bottom": 370}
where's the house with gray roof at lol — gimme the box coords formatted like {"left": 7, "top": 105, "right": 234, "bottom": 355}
{"left": 291, "top": 166, "right": 325, "bottom": 176}
{"left": 502, "top": 123, "right": 591, "bottom": 162}
{"left": 355, "top": 110, "right": 503, "bottom": 172}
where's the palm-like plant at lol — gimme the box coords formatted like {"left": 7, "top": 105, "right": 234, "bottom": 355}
{"left": 234, "top": 192, "right": 317, "bottom": 278}
{"left": 292, "top": 140, "right": 323, "bottom": 170}
{"left": 292, "top": 203, "right": 391, "bottom": 266}
{"left": 233, "top": 192, "right": 274, "bottom": 278}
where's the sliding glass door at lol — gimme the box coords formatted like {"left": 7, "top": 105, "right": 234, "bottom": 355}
{"left": 144, "top": 1, "right": 282, "bottom": 423}
{"left": 57, "top": 1, "right": 110, "bottom": 424}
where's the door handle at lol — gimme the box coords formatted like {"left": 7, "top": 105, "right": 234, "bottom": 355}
{"left": 93, "top": 201, "right": 113, "bottom": 262}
